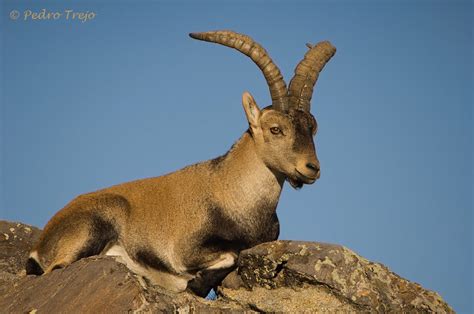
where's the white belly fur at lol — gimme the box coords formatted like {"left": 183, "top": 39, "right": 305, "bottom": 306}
{"left": 104, "top": 244, "right": 189, "bottom": 292}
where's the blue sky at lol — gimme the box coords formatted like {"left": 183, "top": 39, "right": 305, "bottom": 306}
{"left": 1, "top": 0, "right": 472, "bottom": 312}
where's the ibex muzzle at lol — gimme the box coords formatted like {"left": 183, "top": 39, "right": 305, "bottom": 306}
{"left": 26, "top": 30, "right": 336, "bottom": 297}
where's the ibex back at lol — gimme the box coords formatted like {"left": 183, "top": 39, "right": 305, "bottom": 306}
{"left": 26, "top": 30, "right": 336, "bottom": 297}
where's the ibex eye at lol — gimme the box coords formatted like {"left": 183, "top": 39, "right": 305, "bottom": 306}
{"left": 270, "top": 127, "right": 282, "bottom": 135}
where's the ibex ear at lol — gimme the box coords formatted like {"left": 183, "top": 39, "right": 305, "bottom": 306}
{"left": 242, "top": 92, "right": 261, "bottom": 130}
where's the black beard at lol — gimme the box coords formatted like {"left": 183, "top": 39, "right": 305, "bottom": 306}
{"left": 287, "top": 178, "right": 303, "bottom": 190}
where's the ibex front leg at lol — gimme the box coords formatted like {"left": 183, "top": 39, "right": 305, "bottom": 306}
{"left": 187, "top": 252, "right": 237, "bottom": 297}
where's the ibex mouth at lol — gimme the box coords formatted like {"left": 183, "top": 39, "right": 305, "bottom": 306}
{"left": 287, "top": 170, "right": 317, "bottom": 189}
{"left": 295, "top": 170, "right": 317, "bottom": 184}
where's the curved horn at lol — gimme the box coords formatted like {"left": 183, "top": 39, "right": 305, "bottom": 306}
{"left": 189, "top": 30, "right": 288, "bottom": 111}
{"left": 288, "top": 41, "right": 336, "bottom": 112}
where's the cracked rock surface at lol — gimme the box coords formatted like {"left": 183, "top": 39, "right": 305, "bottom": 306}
{"left": 0, "top": 221, "right": 453, "bottom": 313}
{"left": 0, "top": 256, "right": 248, "bottom": 313}
{"left": 219, "top": 240, "right": 454, "bottom": 313}
{"left": 0, "top": 221, "right": 248, "bottom": 313}
{"left": 0, "top": 221, "right": 41, "bottom": 292}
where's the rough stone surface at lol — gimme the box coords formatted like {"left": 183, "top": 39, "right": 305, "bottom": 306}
{"left": 0, "top": 221, "right": 250, "bottom": 313}
{"left": 0, "top": 256, "right": 248, "bottom": 313}
{"left": 0, "top": 221, "right": 453, "bottom": 313}
{"left": 219, "top": 240, "right": 454, "bottom": 313}
{"left": 0, "top": 221, "right": 41, "bottom": 292}
{"left": 0, "top": 221, "right": 41, "bottom": 274}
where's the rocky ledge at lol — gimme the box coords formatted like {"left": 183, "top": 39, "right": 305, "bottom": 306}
{"left": 0, "top": 221, "right": 453, "bottom": 313}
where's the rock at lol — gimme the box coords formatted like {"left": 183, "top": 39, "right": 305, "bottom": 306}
{"left": 0, "top": 256, "right": 248, "bottom": 313}
{"left": 219, "top": 240, "right": 454, "bottom": 313}
{"left": 0, "top": 221, "right": 41, "bottom": 275}
{"left": 0, "top": 220, "right": 250, "bottom": 313}
{"left": 0, "top": 221, "right": 453, "bottom": 313}
{"left": 0, "top": 221, "right": 41, "bottom": 291}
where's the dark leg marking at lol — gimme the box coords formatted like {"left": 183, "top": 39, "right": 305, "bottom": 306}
{"left": 201, "top": 235, "right": 244, "bottom": 253}
{"left": 76, "top": 215, "right": 119, "bottom": 260}
{"left": 187, "top": 267, "right": 236, "bottom": 298}
{"left": 135, "top": 249, "right": 177, "bottom": 275}
{"left": 25, "top": 257, "right": 44, "bottom": 275}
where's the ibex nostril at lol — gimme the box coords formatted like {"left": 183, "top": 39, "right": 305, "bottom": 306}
{"left": 306, "top": 163, "right": 320, "bottom": 172}
{"left": 28, "top": 30, "right": 336, "bottom": 289}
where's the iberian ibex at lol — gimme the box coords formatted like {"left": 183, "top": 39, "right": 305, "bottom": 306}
{"left": 26, "top": 30, "right": 336, "bottom": 297}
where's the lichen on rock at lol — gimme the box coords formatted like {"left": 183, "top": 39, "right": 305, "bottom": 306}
{"left": 219, "top": 240, "right": 454, "bottom": 313}
{"left": 0, "top": 221, "right": 454, "bottom": 313}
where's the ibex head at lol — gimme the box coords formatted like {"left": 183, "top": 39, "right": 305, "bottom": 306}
{"left": 190, "top": 31, "right": 336, "bottom": 189}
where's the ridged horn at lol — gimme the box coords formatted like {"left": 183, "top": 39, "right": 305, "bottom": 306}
{"left": 189, "top": 30, "right": 288, "bottom": 112}
{"left": 288, "top": 41, "right": 336, "bottom": 112}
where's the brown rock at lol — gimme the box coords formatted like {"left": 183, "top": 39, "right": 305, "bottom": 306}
{"left": 0, "top": 221, "right": 41, "bottom": 275}
{"left": 0, "top": 220, "right": 250, "bottom": 313}
{"left": 219, "top": 240, "right": 454, "bottom": 313}
{"left": 0, "top": 221, "right": 453, "bottom": 313}
{"left": 0, "top": 256, "right": 248, "bottom": 313}
{"left": 0, "top": 221, "right": 41, "bottom": 292}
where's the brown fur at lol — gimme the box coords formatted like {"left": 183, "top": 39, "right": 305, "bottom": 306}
{"left": 27, "top": 94, "right": 320, "bottom": 296}
{"left": 27, "top": 30, "right": 335, "bottom": 297}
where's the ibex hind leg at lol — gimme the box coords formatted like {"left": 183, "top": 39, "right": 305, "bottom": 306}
{"left": 32, "top": 213, "right": 119, "bottom": 274}
{"left": 28, "top": 214, "right": 90, "bottom": 274}
{"left": 27, "top": 194, "right": 129, "bottom": 275}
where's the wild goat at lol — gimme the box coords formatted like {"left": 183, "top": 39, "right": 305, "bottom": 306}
{"left": 26, "top": 30, "right": 336, "bottom": 297}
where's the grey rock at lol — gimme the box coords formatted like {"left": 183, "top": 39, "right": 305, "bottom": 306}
{"left": 0, "top": 221, "right": 41, "bottom": 293}
{"left": 219, "top": 240, "right": 454, "bottom": 313}
{"left": 0, "top": 221, "right": 453, "bottom": 313}
{"left": 0, "top": 256, "right": 249, "bottom": 313}
{"left": 0, "top": 221, "right": 41, "bottom": 275}
{"left": 0, "top": 220, "right": 250, "bottom": 313}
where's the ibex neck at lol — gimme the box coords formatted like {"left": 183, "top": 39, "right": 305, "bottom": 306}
{"left": 210, "top": 131, "right": 284, "bottom": 215}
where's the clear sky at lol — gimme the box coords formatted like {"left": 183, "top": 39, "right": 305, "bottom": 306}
{"left": 1, "top": 0, "right": 472, "bottom": 312}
